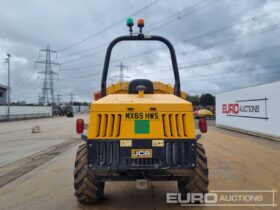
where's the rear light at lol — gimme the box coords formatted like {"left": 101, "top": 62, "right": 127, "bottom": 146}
{"left": 76, "top": 119, "right": 84, "bottom": 134}
{"left": 94, "top": 91, "right": 101, "bottom": 101}
{"left": 199, "top": 117, "right": 207, "bottom": 133}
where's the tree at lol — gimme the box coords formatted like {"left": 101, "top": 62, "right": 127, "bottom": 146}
{"left": 13, "top": 101, "right": 26, "bottom": 105}
{"left": 187, "top": 95, "right": 200, "bottom": 106}
{"left": 200, "top": 93, "right": 215, "bottom": 106}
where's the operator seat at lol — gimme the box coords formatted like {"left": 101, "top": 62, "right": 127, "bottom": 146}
{"left": 128, "top": 79, "right": 154, "bottom": 94}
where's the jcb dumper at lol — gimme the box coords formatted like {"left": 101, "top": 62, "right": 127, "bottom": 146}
{"left": 74, "top": 18, "right": 209, "bottom": 204}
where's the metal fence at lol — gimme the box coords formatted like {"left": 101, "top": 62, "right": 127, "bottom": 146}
{"left": 0, "top": 113, "right": 51, "bottom": 121}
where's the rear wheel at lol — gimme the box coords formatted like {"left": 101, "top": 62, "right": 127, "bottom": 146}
{"left": 177, "top": 143, "right": 209, "bottom": 197}
{"left": 74, "top": 143, "right": 105, "bottom": 204}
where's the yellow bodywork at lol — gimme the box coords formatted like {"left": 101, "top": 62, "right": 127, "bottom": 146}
{"left": 105, "top": 81, "right": 188, "bottom": 100}
{"left": 88, "top": 92, "right": 196, "bottom": 140}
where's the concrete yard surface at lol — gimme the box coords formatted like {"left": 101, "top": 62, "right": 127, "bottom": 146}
{"left": 0, "top": 114, "right": 88, "bottom": 167}
{"left": 0, "top": 116, "right": 279, "bottom": 210}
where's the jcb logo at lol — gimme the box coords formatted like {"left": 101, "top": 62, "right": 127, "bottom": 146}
{"left": 131, "top": 149, "right": 152, "bottom": 158}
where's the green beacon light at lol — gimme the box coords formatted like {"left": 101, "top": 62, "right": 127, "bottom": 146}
{"left": 127, "top": 17, "right": 134, "bottom": 34}
{"left": 127, "top": 17, "right": 134, "bottom": 27}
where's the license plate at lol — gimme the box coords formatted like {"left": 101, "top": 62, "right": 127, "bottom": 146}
{"left": 131, "top": 149, "right": 152, "bottom": 159}
{"left": 125, "top": 112, "right": 159, "bottom": 120}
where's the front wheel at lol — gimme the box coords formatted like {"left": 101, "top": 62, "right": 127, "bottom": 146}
{"left": 74, "top": 143, "right": 105, "bottom": 204}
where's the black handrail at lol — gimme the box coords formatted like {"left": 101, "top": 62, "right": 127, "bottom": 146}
{"left": 101, "top": 35, "right": 181, "bottom": 97}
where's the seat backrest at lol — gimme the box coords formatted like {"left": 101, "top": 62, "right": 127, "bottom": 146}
{"left": 128, "top": 79, "right": 154, "bottom": 94}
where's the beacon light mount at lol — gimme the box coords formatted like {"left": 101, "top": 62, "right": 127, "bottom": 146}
{"left": 127, "top": 18, "right": 145, "bottom": 35}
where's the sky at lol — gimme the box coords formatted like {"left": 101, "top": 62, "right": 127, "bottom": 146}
{"left": 0, "top": 0, "right": 280, "bottom": 103}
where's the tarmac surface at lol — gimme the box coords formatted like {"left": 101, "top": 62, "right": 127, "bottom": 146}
{"left": 0, "top": 114, "right": 279, "bottom": 210}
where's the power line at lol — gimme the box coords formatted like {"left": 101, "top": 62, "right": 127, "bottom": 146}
{"left": 13, "top": 80, "right": 40, "bottom": 100}
{"left": 58, "top": 0, "right": 218, "bottom": 64}
{"left": 58, "top": 0, "right": 147, "bottom": 58}
{"left": 40, "top": 71, "right": 280, "bottom": 102}
{"left": 182, "top": 9, "right": 280, "bottom": 45}
{"left": 99, "top": 0, "right": 144, "bottom": 25}
{"left": 59, "top": 63, "right": 280, "bottom": 86}
{"left": 182, "top": 23, "right": 280, "bottom": 54}
{"left": 179, "top": 45, "right": 280, "bottom": 69}
{"left": 59, "top": 9, "right": 280, "bottom": 70}
{"left": 148, "top": 63, "right": 280, "bottom": 76}
{"left": 16, "top": 5, "right": 280, "bottom": 102}
{"left": 58, "top": 43, "right": 107, "bottom": 59}
{"left": 12, "top": 53, "right": 42, "bottom": 90}
{"left": 62, "top": 71, "right": 100, "bottom": 79}
{"left": 181, "top": 69, "right": 280, "bottom": 83}
{"left": 55, "top": 67, "right": 280, "bottom": 99}
{"left": 13, "top": 1, "right": 219, "bottom": 93}
{"left": 146, "top": 0, "right": 220, "bottom": 32}
{"left": 60, "top": 42, "right": 280, "bottom": 77}
{"left": 19, "top": 68, "right": 280, "bottom": 102}
{"left": 58, "top": 0, "right": 159, "bottom": 52}
{"left": 57, "top": 0, "right": 219, "bottom": 63}
{"left": 122, "top": 13, "right": 280, "bottom": 63}
{"left": 12, "top": 64, "right": 36, "bottom": 91}
{"left": 139, "top": 44, "right": 280, "bottom": 71}
{"left": 60, "top": 48, "right": 105, "bottom": 65}
{"left": 56, "top": 62, "right": 280, "bottom": 97}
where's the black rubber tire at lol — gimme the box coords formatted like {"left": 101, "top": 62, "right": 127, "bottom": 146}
{"left": 74, "top": 143, "right": 105, "bottom": 204}
{"left": 178, "top": 143, "right": 209, "bottom": 196}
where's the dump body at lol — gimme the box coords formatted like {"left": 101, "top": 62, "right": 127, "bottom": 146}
{"left": 105, "top": 81, "right": 188, "bottom": 99}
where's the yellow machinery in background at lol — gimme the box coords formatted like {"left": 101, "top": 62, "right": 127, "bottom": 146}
{"left": 74, "top": 18, "right": 209, "bottom": 204}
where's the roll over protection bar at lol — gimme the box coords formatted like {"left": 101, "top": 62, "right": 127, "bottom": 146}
{"left": 101, "top": 35, "right": 181, "bottom": 97}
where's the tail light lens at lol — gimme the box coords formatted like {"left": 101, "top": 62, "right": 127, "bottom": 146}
{"left": 199, "top": 118, "right": 207, "bottom": 133}
{"left": 76, "top": 119, "right": 84, "bottom": 134}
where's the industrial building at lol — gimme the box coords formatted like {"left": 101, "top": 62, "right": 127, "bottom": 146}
{"left": 0, "top": 84, "right": 8, "bottom": 105}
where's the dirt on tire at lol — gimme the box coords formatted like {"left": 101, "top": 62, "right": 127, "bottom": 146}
{"left": 178, "top": 142, "right": 209, "bottom": 195}
{"left": 74, "top": 143, "right": 105, "bottom": 204}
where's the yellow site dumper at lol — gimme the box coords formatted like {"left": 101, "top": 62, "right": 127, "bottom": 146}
{"left": 74, "top": 18, "right": 208, "bottom": 204}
